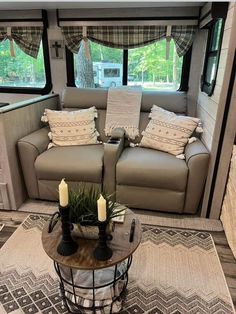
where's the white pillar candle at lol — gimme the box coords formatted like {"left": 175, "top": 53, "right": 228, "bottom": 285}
{"left": 97, "top": 194, "right": 107, "bottom": 222}
{"left": 59, "top": 178, "right": 69, "bottom": 207}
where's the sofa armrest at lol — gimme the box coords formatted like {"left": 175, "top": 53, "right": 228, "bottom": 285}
{"left": 18, "top": 127, "right": 50, "bottom": 199}
{"left": 110, "top": 127, "right": 125, "bottom": 140}
{"left": 103, "top": 129, "right": 125, "bottom": 197}
{"left": 183, "top": 139, "right": 209, "bottom": 214}
{"left": 185, "top": 139, "right": 209, "bottom": 165}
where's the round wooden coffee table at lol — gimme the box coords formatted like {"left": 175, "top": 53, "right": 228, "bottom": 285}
{"left": 42, "top": 209, "right": 142, "bottom": 313}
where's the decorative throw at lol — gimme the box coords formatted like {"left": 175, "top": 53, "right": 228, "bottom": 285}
{"left": 105, "top": 86, "right": 142, "bottom": 140}
{"left": 41, "top": 107, "right": 99, "bottom": 148}
{"left": 140, "top": 105, "right": 203, "bottom": 158}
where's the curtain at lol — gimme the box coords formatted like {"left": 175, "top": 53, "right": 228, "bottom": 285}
{"left": 171, "top": 26, "right": 196, "bottom": 57}
{"left": 61, "top": 25, "right": 196, "bottom": 57}
{"left": 0, "top": 26, "right": 43, "bottom": 58}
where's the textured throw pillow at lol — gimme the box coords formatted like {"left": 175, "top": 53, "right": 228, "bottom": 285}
{"left": 41, "top": 107, "right": 99, "bottom": 148}
{"left": 140, "top": 105, "right": 202, "bottom": 157}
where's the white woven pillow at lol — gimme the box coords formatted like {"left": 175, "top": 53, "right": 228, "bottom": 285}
{"left": 41, "top": 107, "right": 99, "bottom": 148}
{"left": 140, "top": 105, "right": 202, "bottom": 158}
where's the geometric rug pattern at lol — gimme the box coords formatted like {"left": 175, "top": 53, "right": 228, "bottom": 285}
{"left": 0, "top": 270, "right": 65, "bottom": 313}
{"left": 123, "top": 284, "right": 234, "bottom": 314}
{"left": 0, "top": 214, "right": 235, "bottom": 314}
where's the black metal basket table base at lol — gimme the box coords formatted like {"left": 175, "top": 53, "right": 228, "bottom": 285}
{"left": 42, "top": 209, "right": 142, "bottom": 313}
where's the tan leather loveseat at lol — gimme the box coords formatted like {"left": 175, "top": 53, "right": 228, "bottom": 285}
{"left": 18, "top": 87, "right": 209, "bottom": 214}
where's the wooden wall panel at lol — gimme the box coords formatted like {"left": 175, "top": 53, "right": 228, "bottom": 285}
{"left": 197, "top": 5, "right": 235, "bottom": 151}
{"left": 197, "top": 106, "right": 215, "bottom": 136}
{"left": 200, "top": 128, "right": 213, "bottom": 151}
{"left": 198, "top": 4, "right": 236, "bottom": 217}
{"left": 198, "top": 93, "right": 218, "bottom": 119}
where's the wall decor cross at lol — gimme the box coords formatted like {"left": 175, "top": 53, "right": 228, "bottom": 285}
{"left": 50, "top": 40, "right": 64, "bottom": 59}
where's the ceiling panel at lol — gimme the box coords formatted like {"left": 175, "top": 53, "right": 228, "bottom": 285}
{"left": 0, "top": 1, "right": 205, "bottom": 10}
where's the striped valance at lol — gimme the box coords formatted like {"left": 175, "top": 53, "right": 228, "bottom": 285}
{"left": 61, "top": 25, "right": 196, "bottom": 57}
{"left": 0, "top": 26, "right": 43, "bottom": 58}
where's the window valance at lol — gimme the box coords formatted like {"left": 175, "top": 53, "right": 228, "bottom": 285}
{"left": 0, "top": 26, "right": 43, "bottom": 58}
{"left": 61, "top": 25, "right": 196, "bottom": 57}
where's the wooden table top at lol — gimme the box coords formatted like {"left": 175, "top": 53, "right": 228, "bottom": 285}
{"left": 42, "top": 209, "right": 142, "bottom": 270}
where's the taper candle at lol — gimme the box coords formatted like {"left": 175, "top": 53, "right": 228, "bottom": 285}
{"left": 97, "top": 194, "right": 106, "bottom": 222}
{"left": 59, "top": 178, "right": 68, "bottom": 207}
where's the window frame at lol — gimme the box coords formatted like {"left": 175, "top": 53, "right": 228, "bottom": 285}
{"left": 65, "top": 43, "right": 192, "bottom": 92}
{"left": 0, "top": 10, "right": 52, "bottom": 95}
{"left": 201, "top": 18, "right": 225, "bottom": 96}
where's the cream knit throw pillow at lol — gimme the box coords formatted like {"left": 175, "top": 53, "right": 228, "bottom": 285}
{"left": 140, "top": 105, "right": 202, "bottom": 157}
{"left": 41, "top": 107, "right": 99, "bottom": 148}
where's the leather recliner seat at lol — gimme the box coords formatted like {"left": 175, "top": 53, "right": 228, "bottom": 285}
{"left": 116, "top": 147, "right": 188, "bottom": 212}
{"left": 35, "top": 145, "right": 104, "bottom": 200}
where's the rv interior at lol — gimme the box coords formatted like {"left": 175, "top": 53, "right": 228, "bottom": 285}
{"left": 0, "top": 0, "right": 236, "bottom": 313}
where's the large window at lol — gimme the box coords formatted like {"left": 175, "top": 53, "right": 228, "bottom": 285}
{"left": 128, "top": 40, "right": 183, "bottom": 90}
{"left": 72, "top": 40, "right": 185, "bottom": 91}
{"left": 0, "top": 40, "right": 46, "bottom": 88}
{"left": 0, "top": 29, "right": 52, "bottom": 95}
{"left": 201, "top": 19, "right": 224, "bottom": 96}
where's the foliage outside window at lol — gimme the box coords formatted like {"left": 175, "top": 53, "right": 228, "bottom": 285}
{"left": 74, "top": 40, "right": 183, "bottom": 91}
{"left": 0, "top": 40, "right": 46, "bottom": 89}
{"left": 128, "top": 40, "right": 183, "bottom": 90}
{"left": 201, "top": 19, "right": 224, "bottom": 96}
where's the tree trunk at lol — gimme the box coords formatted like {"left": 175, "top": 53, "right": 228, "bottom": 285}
{"left": 76, "top": 41, "right": 94, "bottom": 88}
{"left": 141, "top": 69, "right": 144, "bottom": 84}
{"left": 173, "top": 47, "right": 178, "bottom": 89}
{"left": 31, "top": 63, "right": 35, "bottom": 83}
{"left": 99, "top": 45, "right": 104, "bottom": 61}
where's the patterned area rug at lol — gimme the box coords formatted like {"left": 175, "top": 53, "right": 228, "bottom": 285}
{"left": 0, "top": 214, "right": 235, "bottom": 314}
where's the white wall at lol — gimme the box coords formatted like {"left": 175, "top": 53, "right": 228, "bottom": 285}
{"left": 47, "top": 10, "right": 67, "bottom": 96}
{"left": 197, "top": 2, "right": 236, "bottom": 151}
{"left": 198, "top": 3, "right": 236, "bottom": 217}
{"left": 187, "top": 29, "right": 208, "bottom": 117}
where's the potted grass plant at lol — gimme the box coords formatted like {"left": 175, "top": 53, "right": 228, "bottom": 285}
{"left": 68, "top": 184, "right": 125, "bottom": 239}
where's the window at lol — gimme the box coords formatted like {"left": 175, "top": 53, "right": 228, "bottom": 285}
{"left": 128, "top": 40, "right": 183, "bottom": 90}
{"left": 0, "top": 30, "right": 52, "bottom": 94}
{"left": 104, "top": 68, "right": 120, "bottom": 78}
{"left": 70, "top": 40, "right": 188, "bottom": 91}
{"left": 201, "top": 19, "right": 224, "bottom": 96}
{"left": 0, "top": 41, "right": 46, "bottom": 88}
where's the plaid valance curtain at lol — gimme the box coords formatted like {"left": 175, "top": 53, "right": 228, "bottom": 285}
{"left": 61, "top": 25, "right": 196, "bottom": 57}
{"left": 0, "top": 26, "right": 43, "bottom": 58}
{"left": 171, "top": 26, "right": 196, "bottom": 57}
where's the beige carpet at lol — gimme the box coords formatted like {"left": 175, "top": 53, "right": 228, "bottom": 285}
{"left": 19, "top": 199, "right": 223, "bottom": 232}
{"left": 0, "top": 214, "right": 234, "bottom": 314}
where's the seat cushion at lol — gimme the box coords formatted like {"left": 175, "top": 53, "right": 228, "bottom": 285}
{"left": 35, "top": 144, "right": 104, "bottom": 183}
{"left": 116, "top": 147, "right": 188, "bottom": 191}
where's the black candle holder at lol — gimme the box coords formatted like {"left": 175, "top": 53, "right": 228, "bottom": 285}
{"left": 57, "top": 205, "right": 78, "bottom": 256}
{"left": 93, "top": 221, "right": 113, "bottom": 261}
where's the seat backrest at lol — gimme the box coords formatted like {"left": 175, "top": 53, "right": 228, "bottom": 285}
{"left": 62, "top": 87, "right": 187, "bottom": 142}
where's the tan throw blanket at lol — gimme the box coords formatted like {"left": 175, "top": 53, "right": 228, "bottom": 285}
{"left": 105, "top": 86, "right": 142, "bottom": 140}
